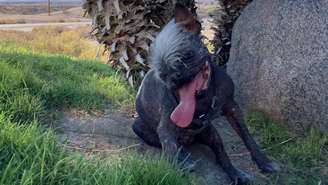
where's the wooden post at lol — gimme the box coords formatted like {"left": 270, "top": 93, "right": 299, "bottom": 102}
{"left": 48, "top": 0, "right": 51, "bottom": 16}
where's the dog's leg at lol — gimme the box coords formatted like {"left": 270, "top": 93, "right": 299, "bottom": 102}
{"left": 132, "top": 118, "right": 162, "bottom": 148}
{"left": 198, "top": 125, "right": 253, "bottom": 184}
{"left": 157, "top": 115, "right": 196, "bottom": 170}
{"left": 222, "top": 99, "right": 280, "bottom": 173}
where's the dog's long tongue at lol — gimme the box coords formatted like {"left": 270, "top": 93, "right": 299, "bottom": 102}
{"left": 170, "top": 73, "right": 204, "bottom": 128}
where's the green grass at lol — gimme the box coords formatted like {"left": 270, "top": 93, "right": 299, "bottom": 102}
{"left": 247, "top": 113, "right": 328, "bottom": 185}
{"left": 0, "top": 42, "right": 199, "bottom": 185}
{"left": 0, "top": 113, "right": 198, "bottom": 185}
{"left": 1, "top": 38, "right": 327, "bottom": 185}
{"left": 0, "top": 43, "right": 135, "bottom": 124}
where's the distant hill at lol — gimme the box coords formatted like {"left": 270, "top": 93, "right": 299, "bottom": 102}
{"left": 0, "top": 0, "right": 82, "bottom": 15}
{"left": 1, "top": 0, "right": 215, "bottom": 5}
{"left": 0, "top": 0, "right": 81, "bottom": 3}
{"left": 196, "top": 0, "right": 216, "bottom": 3}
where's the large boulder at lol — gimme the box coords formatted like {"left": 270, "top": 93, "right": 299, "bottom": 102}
{"left": 227, "top": 0, "right": 328, "bottom": 132}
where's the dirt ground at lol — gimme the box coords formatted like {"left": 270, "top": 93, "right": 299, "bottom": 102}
{"left": 0, "top": 7, "right": 89, "bottom": 24}
{"left": 57, "top": 109, "right": 268, "bottom": 185}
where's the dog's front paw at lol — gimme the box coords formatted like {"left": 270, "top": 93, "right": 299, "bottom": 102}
{"left": 259, "top": 162, "right": 280, "bottom": 173}
{"left": 231, "top": 168, "right": 254, "bottom": 185}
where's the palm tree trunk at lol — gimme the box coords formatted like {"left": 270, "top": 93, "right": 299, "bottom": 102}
{"left": 211, "top": 0, "right": 252, "bottom": 67}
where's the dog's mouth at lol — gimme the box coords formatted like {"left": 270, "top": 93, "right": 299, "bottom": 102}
{"left": 170, "top": 67, "right": 211, "bottom": 128}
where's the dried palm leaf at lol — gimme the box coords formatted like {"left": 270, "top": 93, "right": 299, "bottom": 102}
{"left": 83, "top": 0, "right": 196, "bottom": 86}
{"left": 211, "top": 0, "right": 252, "bottom": 66}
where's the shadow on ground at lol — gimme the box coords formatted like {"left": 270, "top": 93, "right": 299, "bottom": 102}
{"left": 57, "top": 110, "right": 267, "bottom": 185}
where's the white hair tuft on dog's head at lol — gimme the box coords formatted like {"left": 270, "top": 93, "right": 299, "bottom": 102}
{"left": 150, "top": 19, "right": 209, "bottom": 77}
{"left": 149, "top": 3, "right": 210, "bottom": 82}
{"left": 150, "top": 20, "right": 190, "bottom": 72}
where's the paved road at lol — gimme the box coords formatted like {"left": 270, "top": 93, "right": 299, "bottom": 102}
{"left": 0, "top": 22, "right": 91, "bottom": 32}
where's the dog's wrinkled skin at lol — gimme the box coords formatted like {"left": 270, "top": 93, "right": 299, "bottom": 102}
{"left": 133, "top": 4, "right": 279, "bottom": 185}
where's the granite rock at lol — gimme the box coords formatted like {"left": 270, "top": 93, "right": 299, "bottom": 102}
{"left": 227, "top": 0, "right": 328, "bottom": 132}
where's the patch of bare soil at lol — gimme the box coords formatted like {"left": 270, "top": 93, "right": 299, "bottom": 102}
{"left": 57, "top": 109, "right": 266, "bottom": 185}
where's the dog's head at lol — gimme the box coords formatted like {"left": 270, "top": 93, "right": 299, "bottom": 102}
{"left": 150, "top": 4, "right": 212, "bottom": 128}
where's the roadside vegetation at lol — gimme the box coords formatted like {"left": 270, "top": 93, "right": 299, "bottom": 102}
{"left": 0, "top": 27, "right": 106, "bottom": 61}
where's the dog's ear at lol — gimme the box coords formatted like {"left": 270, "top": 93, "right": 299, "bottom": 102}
{"left": 174, "top": 3, "right": 201, "bottom": 34}
{"left": 174, "top": 3, "right": 191, "bottom": 23}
